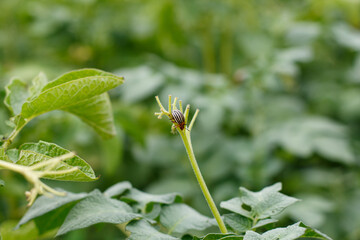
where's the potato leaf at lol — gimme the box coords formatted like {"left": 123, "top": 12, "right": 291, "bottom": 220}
{"left": 221, "top": 183, "right": 298, "bottom": 220}
{"left": 16, "top": 189, "right": 88, "bottom": 229}
{"left": 56, "top": 190, "right": 140, "bottom": 236}
{"left": 4, "top": 78, "right": 29, "bottom": 115}
{"left": 126, "top": 220, "right": 179, "bottom": 240}
{"left": 159, "top": 203, "right": 215, "bottom": 234}
{"left": 19, "top": 141, "right": 97, "bottom": 181}
{"left": 243, "top": 222, "right": 306, "bottom": 240}
{"left": 21, "top": 72, "right": 124, "bottom": 119}
{"left": 63, "top": 93, "right": 116, "bottom": 138}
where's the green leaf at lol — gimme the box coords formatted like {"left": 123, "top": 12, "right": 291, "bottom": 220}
{"left": 122, "top": 188, "right": 182, "bottom": 210}
{"left": 56, "top": 190, "right": 140, "bottom": 236}
{"left": 0, "top": 179, "right": 4, "bottom": 187}
{"left": 21, "top": 69, "right": 124, "bottom": 119}
{"left": 5, "top": 149, "right": 20, "bottom": 163}
{"left": 221, "top": 183, "right": 298, "bottom": 220}
{"left": 0, "top": 220, "right": 43, "bottom": 240}
{"left": 240, "top": 183, "right": 298, "bottom": 219}
{"left": 299, "top": 222, "right": 333, "bottom": 240}
{"left": 0, "top": 148, "right": 12, "bottom": 163}
{"left": 193, "top": 233, "right": 241, "bottom": 240}
{"left": 28, "top": 72, "right": 47, "bottom": 100}
{"left": 221, "top": 198, "right": 252, "bottom": 218}
{"left": 159, "top": 203, "right": 215, "bottom": 234}
{"left": 104, "top": 181, "right": 132, "bottom": 198}
{"left": 253, "top": 219, "right": 278, "bottom": 229}
{"left": 243, "top": 222, "right": 306, "bottom": 240}
{"left": 41, "top": 68, "right": 118, "bottom": 92}
{"left": 34, "top": 201, "right": 79, "bottom": 235}
{"left": 19, "top": 141, "right": 97, "bottom": 181}
{"left": 16, "top": 149, "right": 95, "bottom": 181}
{"left": 262, "top": 117, "right": 355, "bottom": 164}
{"left": 16, "top": 189, "right": 88, "bottom": 229}
{"left": 4, "top": 78, "right": 29, "bottom": 115}
{"left": 63, "top": 93, "right": 116, "bottom": 138}
{"left": 223, "top": 214, "right": 253, "bottom": 233}
{"left": 126, "top": 220, "right": 179, "bottom": 240}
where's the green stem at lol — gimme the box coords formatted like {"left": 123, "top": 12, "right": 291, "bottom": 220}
{"left": 2, "top": 117, "right": 30, "bottom": 150}
{"left": 179, "top": 130, "right": 228, "bottom": 233}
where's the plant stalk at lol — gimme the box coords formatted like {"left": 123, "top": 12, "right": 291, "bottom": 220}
{"left": 179, "top": 130, "right": 228, "bottom": 234}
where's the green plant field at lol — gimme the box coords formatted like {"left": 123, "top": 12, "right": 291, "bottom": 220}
{"left": 1, "top": 1, "right": 360, "bottom": 239}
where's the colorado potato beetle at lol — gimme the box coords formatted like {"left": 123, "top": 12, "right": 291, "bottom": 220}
{"left": 171, "top": 110, "right": 186, "bottom": 130}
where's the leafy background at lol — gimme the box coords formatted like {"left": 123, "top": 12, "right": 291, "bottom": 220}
{"left": 1, "top": 0, "right": 360, "bottom": 239}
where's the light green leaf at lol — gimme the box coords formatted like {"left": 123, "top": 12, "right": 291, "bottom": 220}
{"left": 42, "top": 68, "right": 118, "bottom": 92}
{"left": 0, "top": 179, "right": 4, "bottom": 187}
{"left": 223, "top": 214, "right": 253, "bottom": 233}
{"left": 5, "top": 149, "right": 19, "bottom": 163}
{"left": 193, "top": 233, "right": 241, "bottom": 240}
{"left": 240, "top": 183, "right": 298, "bottom": 219}
{"left": 159, "top": 203, "right": 215, "bottom": 234}
{"left": 28, "top": 72, "right": 47, "bottom": 100}
{"left": 122, "top": 188, "right": 182, "bottom": 210}
{"left": 126, "top": 220, "right": 179, "bottom": 240}
{"left": 221, "top": 183, "right": 298, "bottom": 220}
{"left": 253, "top": 219, "right": 278, "bottom": 229}
{"left": 0, "top": 148, "right": 10, "bottom": 163}
{"left": 220, "top": 198, "right": 252, "bottom": 218}
{"left": 244, "top": 222, "right": 306, "bottom": 240}
{"left": 262, "top": 117, "right": 355, "bottom": 164}
{"left": 21, "top": 70, "right": 124, "bottom": 119}
{"left": 19, "top": 141, "right": 96, "bottom": 181}
{"left": 16, "top": 189, "right": 88, "bottom": 229}
{"left": 63, "top": 93, "right": 116, "bottom": 138}
{"left": 56, "top": 190, "right": 140, "bottom": 236}
{"left": 16, "top": 150, "right": 95, "bottom": 181}
{"left": 104, "top": 181, "right": 132, "bottom": 198}
{"left": 4, "top": 78, "right": 29, "bottom": 115}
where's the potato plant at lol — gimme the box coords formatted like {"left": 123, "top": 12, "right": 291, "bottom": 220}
{"left": 0, "top": 69, "right": 331, "bottom": 240}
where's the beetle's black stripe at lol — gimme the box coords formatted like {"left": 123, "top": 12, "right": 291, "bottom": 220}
{"left": 171, "top": 110, "right": 185, "bottom": 125}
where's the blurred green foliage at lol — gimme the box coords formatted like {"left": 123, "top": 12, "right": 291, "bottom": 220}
{"left": 1, "top": 0, "right": 360, "bottom": 239}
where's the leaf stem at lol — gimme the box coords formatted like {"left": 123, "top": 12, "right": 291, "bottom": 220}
{"left": 179, "top": 130, "right": 228, "bottom": 233}
{"left": 155, "top": 96, "right": 227, "bottom": 233}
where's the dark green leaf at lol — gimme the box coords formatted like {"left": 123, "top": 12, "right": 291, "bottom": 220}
{"left": 299, "top": 222, "right": 333, "bottom": 240}
{"left": 34, "top": 201, "right": 78, "bottom": 235}
{"left": 56, "top": 190, "right": 140, "bottom": 236}
{"left": 16, "top": 189, "right": 88, "bottom": 229}
{"left": 126, "top": 220, "right": 179, "bottom": 240}
{"left": 159, "top": 203, "right": 215, "bottom": 234}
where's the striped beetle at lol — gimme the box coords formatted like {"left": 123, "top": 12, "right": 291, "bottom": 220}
{"left": 171, "top": 110, "right": 186, "bottom": 130}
